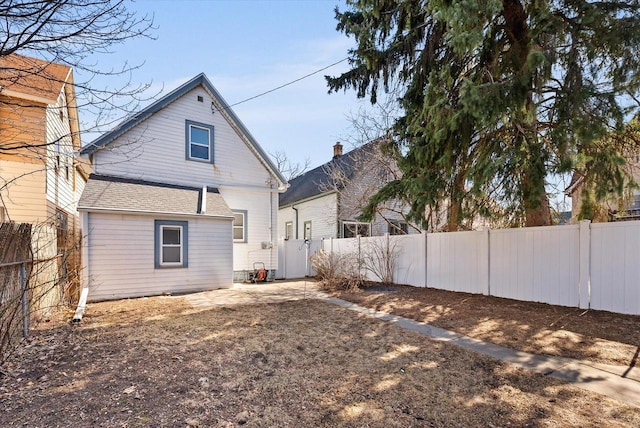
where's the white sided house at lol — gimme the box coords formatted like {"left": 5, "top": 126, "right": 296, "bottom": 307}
{"left": 279, "top": 142, "right": 417, "bottom": 241}
{"left": 79, "top": 74, "right": 287, "bottom": 301}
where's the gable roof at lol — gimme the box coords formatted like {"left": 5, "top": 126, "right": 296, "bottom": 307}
{"left": 0, "top": 54, "right": 72, "bottom": 103}
{"left": 279, "top": 142, "right": 378, "bottom": 208}
{"left": 78, "top": 174, "right": 233, "bottom": 218}
{"left": 80, "top": 73, "right": 286, "bottom": 186}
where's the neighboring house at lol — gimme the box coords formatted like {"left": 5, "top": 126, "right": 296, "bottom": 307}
{"left": 0, "top": 53, "right": 89, "bottom": 236}
{"left": 565, "top": 158, "right": 640, "bottom": 222}
{"left": 78, "top": 73, "right": 287, "bottom": 301}
{"left": 279, "top": 141, "right": 417, "bottom": 241}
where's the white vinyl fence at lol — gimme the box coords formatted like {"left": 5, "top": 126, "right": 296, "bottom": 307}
{"left": 590, "top": 222, "right": 640, "bottom": 315}
{"left": 295, "top": 220, "right": 640, "bottom": 316}
{"left": 277, "top": 239, "right": 322, "bottom": 279}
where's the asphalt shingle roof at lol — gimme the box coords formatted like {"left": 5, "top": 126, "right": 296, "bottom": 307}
{"left": 279, "top": 143, "right": 376, "bottom": 207}
{"left": 79, "top": 175, "right": 233, "bottom": 218}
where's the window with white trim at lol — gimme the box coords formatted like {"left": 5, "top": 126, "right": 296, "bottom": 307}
{"left": 155, "top": 220, "right": 188, "bottom": 268}
{"left": 233, "top": 210, "right": 247, "bottom": 242}
{"left": 185, "top": 120, "right": 214, "bottom": 162}
{"left": 342, "top": 221, "right": 370, "bottom": 238}
{"left": 285, "top": 221, "right": 293, "bottom": 240}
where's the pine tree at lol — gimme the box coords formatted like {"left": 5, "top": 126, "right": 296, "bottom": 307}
{"left": 327, "top": 0, "right": 640, "bottom": 228}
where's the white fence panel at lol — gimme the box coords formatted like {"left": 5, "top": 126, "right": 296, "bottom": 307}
{"left": 391, "top": 234, "right": 426, "bottom": 287}
{"left": 590, "top": 221, "right": 640, "bottom": 315}
{"left": 329, "top": 237, "right": 359, "bottom": 255}
{"left": 490, "top": 225, "right": 580, "bottom": 307}
{"left": 277, "top": 239, "right": 321, "bottom": 279}
{"left": 426, "top": 230, "right": 489, "bottom": 294}
{"left": 360, "top": 236, "right": 387, "bottom": 282}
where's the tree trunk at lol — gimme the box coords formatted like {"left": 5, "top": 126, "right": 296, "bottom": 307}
{"left": 525, "top": 194, "right": 551, "bottom": 226}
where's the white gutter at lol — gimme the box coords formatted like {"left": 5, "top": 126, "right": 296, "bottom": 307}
{"left": 77, "top": 206, "right": 234, "bottom": 220}
{"left": 217, "top": 183, "right": 284, "bottom": 192}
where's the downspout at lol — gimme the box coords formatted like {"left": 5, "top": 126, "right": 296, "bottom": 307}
{"left": 73, "top": 211, "right": 90, "bottom": 323}
{"left": 269, "top": 180, "right": 273, "bottom": 270}
{"left": 199, "top": 186, "right": 207, "bottom": 214}
{"left": 292, "top": 205, "right": 299, "bottom": 239}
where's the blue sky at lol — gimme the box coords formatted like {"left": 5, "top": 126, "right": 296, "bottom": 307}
{"left": 83, "top": 0, "right": 373, "bottom": 170}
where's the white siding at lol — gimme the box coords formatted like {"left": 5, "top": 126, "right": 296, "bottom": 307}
{"left": 0, "top": 159, "right": 47, "bottom": 222}
{"left": 221, "top": 187, "right": 278, "bottom": 272}
{"left": 86, "top": 212, "right": 232, "bottom": 302}
{"left": 278, "top": 193, "right": 338, "bottom": 240}
{"left": 93, "top": 86, "right": 275, "bottom": 189}
{"left": 88, "top": 83, "right": 281, "bottom": 282}
{"left": 45, "top": 91, "right": 76, "bottom": 215}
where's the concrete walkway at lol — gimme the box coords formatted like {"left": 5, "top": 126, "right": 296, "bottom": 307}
{"left": 184, "top": 280, "right": 640, "bottom": 408}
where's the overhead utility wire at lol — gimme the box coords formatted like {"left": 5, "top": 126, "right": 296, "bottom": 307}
{"left": 225, "top": 57, "right": 348, "bottom": 109}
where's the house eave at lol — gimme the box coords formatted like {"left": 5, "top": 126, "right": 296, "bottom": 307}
{"left": 77, "top": 206, "right": 235, "bottom": 220}
{"left": 0, "top": 87, "right": 56, "bottom": 105}
{"left": 278, "top": 190, "right": 337, "bottom": 210}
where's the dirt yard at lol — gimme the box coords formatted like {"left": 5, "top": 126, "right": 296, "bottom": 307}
{"left": 333, "top": 284, "right": 640, "bottom": 367}
{"left": 0, "top": 287, "right": 639, "bottom": 427}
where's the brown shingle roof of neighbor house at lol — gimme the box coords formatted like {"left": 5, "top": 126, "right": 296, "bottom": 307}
{"left": 78, "top": 174, "right": 233, "bottom": 218}
{"left": 0, "top": 54, "right": 71, "bottom": 103}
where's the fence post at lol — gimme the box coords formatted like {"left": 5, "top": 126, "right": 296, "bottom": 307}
{"left": 485, "top": 227, "right": 491, "bottom": 296}
{"left": 579, "top": 220, "right": 591, "bottom": 309}
{"left": 423, "top": 231, "right": 428, "bottom": 287}
{"left": 357, "top": 234, "right": 363, "bottom": 283}
{"left": 20, "top": 262, "right": 28, "bottom": 338}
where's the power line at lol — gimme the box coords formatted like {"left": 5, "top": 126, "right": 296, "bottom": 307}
{"left": 227, "top": 57, "right": 348, "bottom": 108}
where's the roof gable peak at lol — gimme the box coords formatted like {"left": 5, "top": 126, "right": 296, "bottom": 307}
{"left": 81, "top": 73, "right": 286, "bottom": 185}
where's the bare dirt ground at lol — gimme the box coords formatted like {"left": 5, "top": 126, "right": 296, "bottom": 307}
{"left": 0, "top": 289, "right": 639, "bottom": 427}
{"left": 333, "top": 284, "right": 640, "bottom": 367}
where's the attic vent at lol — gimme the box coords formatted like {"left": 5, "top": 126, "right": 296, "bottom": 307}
{"left": 197, "top": 95, "right": 204, "bottom": 102}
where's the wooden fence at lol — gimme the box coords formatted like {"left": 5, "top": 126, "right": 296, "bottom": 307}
{"left": 0, "top": 222, "right": 65, "bottom": 360}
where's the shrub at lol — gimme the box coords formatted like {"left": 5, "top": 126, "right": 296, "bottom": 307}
{"left": 310, "top": 250, "right": 362, "bottom": 291}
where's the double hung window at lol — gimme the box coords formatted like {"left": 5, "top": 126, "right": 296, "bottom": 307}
{"left": 186, "top": 120, "right": 214, "bottom": 162}
{"left": 155, "top": 220, "right": 188, "bottom": 268}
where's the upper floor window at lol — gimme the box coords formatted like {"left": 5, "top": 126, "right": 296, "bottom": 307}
{"left": 233, "top": 210, "right": 247, "bottom": 243}
{"left": 185, "top": 120, "right": 214, "bottom": 163}
{"left": 54, "top": 134, "right": 61, "bottom": 172}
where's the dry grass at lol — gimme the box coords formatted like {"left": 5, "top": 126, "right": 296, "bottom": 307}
{"left": 0, "top": 294, "right": 638, "bottom": 427}
{"left": 333, "top": 284, "right": 640, "bottom": 367}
